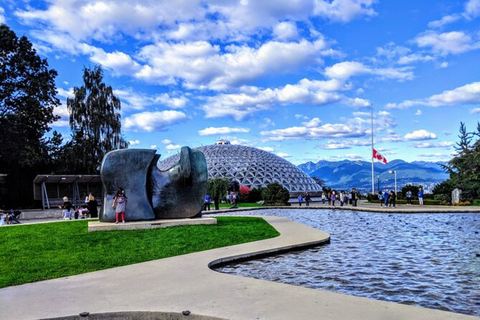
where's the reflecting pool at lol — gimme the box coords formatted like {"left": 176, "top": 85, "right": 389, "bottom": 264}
{"left": 213, "top": 209, "right": 480, "bottom": 316}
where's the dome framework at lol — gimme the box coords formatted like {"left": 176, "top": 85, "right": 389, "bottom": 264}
{"left": 158, "top": 141, "right": 321, "bottom": 193}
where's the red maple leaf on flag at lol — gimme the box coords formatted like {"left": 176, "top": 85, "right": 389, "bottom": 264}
{"left": 373, "top": 149, "right": 388, "bottom": 164}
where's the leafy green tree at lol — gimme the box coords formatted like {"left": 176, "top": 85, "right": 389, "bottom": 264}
{"left": 0, "top": 24, "right": 61, "bottom": 207}
{"left": 261, "top": 182, "right": 290, "bottom": 206}
{"left": 66, "top": 65, "right": 127, "bottom": 174}
{"left": 206, "top": 177, "right": 229, "bottom": 210}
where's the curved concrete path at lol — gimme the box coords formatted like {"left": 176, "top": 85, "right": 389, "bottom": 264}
{"left": 0, "top": 216, "right": 478, "bottom": 319}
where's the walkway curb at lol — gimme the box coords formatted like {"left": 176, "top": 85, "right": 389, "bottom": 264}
{"left": 1, "top": 216, "right": 477, "bottom": 319}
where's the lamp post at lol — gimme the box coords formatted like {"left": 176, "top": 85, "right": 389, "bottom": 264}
{"left": 388, "top": 170, "right": 397, "bottom": 196}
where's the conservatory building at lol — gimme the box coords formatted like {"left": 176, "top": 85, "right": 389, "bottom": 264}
{"left": 158, "top": 140, "right": 322, "bottom": 193}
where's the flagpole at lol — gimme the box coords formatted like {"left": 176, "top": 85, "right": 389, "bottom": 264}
{"left": 371, "top": 104, "right": 374, "bottom": 195}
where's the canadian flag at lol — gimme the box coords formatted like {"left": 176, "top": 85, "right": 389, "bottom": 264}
{"left": 373, "top": 149, "right": 388, "bottom": 164}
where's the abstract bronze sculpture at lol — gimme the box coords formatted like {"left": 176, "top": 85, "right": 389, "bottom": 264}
{"left": 99, "top": 147, "right": 207, "bottom": 222}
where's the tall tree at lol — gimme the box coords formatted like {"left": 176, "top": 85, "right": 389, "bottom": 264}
{"left": 0, "top": 24, "right": 60, "bottom": 207}
{"left": 440, "top": 122, "right": 480, "bottom": 201}
{"left": 67, "top": 65, "right": 127, "bottom": 174}
{"left": 206, "top": 177, "right": 229, "bottom": 210}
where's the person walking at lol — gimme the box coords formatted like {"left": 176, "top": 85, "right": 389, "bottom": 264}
{"left": 406, "top": 190, "right": 412, "bottom": 205}
{"left": 297, "top": 194, "right": 303, "bottom": 206}
{"left": 112, "top": 187, "right": 127, "bottom": 224}
{"left": 418, "top": 187, "right": 424, "bottom": 205}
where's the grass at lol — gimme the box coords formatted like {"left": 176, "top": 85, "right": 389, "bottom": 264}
{"left": 218, "top": 202, "right": 264, "bottom": 208}
{"left": 0, "top": 217, "right": 279, "bottom": 288}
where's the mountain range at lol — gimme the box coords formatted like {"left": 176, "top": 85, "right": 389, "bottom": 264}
{"left": 298, "top": 159, "right": 449, "bottom": 194}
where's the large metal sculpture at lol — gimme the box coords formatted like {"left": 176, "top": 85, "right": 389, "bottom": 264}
{"left": 99, "top": 147, "right": 207, "bottom": 222}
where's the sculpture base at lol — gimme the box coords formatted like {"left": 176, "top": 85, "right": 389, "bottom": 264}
{"left": 88, "top": 217, "right": 217, "bottom": 232}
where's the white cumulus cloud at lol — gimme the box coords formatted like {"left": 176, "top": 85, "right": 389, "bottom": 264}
{"left": 413, "top": 31, "right": 480, "bottom": 56}
{"left": 124, "top": 110, "right": 188, "bottom": 132}
{"left": 404, "top": 129, "right": 436, "bottom": 141}
{"left": 129, "top": 139, "right": 141, "bottom": 146}
{"left": 166, "top": 144, "right": 181, "bottom": 150}
{"left": 273, "top": 21, "right": 299, "bottom": 40}
{"left": 198, "top": 127, "right": 250, "bottom": 136}
{"left": 314, "top": 0, "right": 378, "bottom": 22}
{"left": 386, "top": 81, "right": 480, "bottom": 109}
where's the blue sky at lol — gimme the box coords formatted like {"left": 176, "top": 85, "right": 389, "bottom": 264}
{"left": 2, "top": 0, "right": 480, "bottom": 165}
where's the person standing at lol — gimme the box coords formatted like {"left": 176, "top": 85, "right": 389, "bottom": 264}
{"left": 204, "top": 194, "right": 211, "bottom": 211}
{"left": 418, "top": 187, "right": 424, "bottom": 206}
{"left": 331, "top": 191, "right": 336, "bottom": 206}
{"left": 297, "top": 194, "right": 303, "bottom": 206}
{"left": 305, "top": 193, "right": 311, "bottom": 206}
{"left": 383, "top": 190, "right": 389, "bottom": 207}
{"left": 321, "top": 192, "right": 326, "bottom": 204}
{"left": 112, "top": 187, "right": 127, "bottom": 224}
{"left": 406, "top": 190, "right": 412, "bottom": 205}
{"left": 339, "top": 191, "right": 344, "bottom": 206}
{"left": 87, "top": 193, "right": 98, "bottom": 218}
{"left": 378, "top": 191, "right": 384, "bottom": 207}
{"left": 389, "top": 190, "right": 396, "bottom": 208}
{"left": 351, "top": 188, "right": 359, "bottom": 207}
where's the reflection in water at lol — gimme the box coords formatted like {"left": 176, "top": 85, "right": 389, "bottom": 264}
{"left": 214, "top": 209, "right": 480, "bottom": 316}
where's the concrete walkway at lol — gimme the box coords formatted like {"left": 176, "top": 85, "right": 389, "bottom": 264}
{"left": 1, "top": 214, "right": 478, "bottom": 319}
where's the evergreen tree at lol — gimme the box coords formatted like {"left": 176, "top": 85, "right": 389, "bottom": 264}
{"left": 439, "top": 122, "right": 480, "bottom": 202}
{"left": 66, "top": 65, "right": 127, "bottom": 173}
{"left": 0, "top": 24, "right": 60, "bottom": 207}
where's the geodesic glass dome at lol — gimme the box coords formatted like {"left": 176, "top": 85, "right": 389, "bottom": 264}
{"left": 158, "top": 140, "right": 322, "bottom": 193}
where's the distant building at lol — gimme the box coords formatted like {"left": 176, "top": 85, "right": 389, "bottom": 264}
{"left": 159, "top": 140, "right": 322, "bottom": 193}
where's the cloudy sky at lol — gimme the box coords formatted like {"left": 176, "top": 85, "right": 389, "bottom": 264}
{"left": 2, "top": 0, "right": 480, "bottom": 165}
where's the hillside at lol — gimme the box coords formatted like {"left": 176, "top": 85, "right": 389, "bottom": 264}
{"left": 298, "top": 159, "right": 448, "bottom": 193}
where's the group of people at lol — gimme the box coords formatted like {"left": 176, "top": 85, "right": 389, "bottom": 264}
{"left": 378, "top": 187, "right": 424, "bottom": 208}
{"left": 297, "top": 188, "right": 360, "bottom": 207}
{"left": 60, "top": 192, "right": 99, "bottom": 220}
{"left": 297, "top": 192, "right": 312, "bottom": 206}
{"left": 0, "top": 209, "right": 22, "bottom": 225}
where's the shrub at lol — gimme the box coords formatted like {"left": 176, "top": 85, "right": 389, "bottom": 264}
{"left": 248, "top": 187, "right": 264, "bottom": 203}
{"left": 454, "top": 201, "right": 471, "bottom": 206}
{"left": 239, "top": 185, "right": 251, "bottom": 195}
{"left": 261, "top": 183, "right": 290, "bottom": 206}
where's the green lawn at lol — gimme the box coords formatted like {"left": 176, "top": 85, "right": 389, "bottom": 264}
{"left": 0, "top": 217, "right": 279, "bottom": 288}
{"left": 218, "top": 202, "right": 264, "bottom": 208}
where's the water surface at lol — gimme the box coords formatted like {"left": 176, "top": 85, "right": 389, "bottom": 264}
{"left": 213, "top": 209, "right": 480, "bottom": 316}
